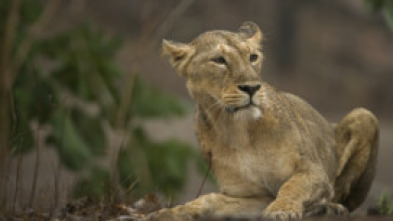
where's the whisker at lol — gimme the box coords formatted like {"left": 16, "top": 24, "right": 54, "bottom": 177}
{"left": 223, "top": 95, "right": 247, "bottom": 99}
{"left": 215, "top": 107, "right": 225, "bottom": 129}
{"left": 206, "top": 100, "right": 223, "bottom": 113}
{"left": 224, "top": 101, "right": 243, "bottom": 105}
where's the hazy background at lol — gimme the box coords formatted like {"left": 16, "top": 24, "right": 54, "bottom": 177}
{"left": 2, "top": 0, "right": 392, "bottom": 215}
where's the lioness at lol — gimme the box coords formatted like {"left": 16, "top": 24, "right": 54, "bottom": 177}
{"left": 147, "top": 22, "right": 379, "bottom": 220}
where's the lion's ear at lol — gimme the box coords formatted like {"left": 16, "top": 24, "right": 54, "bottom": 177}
{"left": 238, "top": 21, "right": 263, "bottom": 45}
{"left": 162, "top": 39, "right": 194, "bottom": 76}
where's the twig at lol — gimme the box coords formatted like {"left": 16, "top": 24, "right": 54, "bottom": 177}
{"left": 12, "top": 152, "right": 23, "bottom": 213}
{"left": 52, "top": 95, "right": 69, "bottom": 211}
{"left": 115, "top": 73, "right": 137, "bottom": 129}
{"left": 127, "top": 178, "right": 139, "bottom": 195}
{"left": 0, "top": 0, "right": 22, "bottom": 208}
{"left": 1, "top": 0, "right": 21, "bottom": 74}
{"left": 11, "top": 0, "right": 61, "bottom": 80}
{"left": 136, "top": 0, "right": 171, "bottom": 51}
{"left": 152, "top": 0, "right": 195, "bottom": 45}
{"left": 51, "top": 95, "right": 70, "bottom": 212}
{"left": 51, "top": 156, "right": 61, "bottom": 218}
{"left": 29, "top": 128, "right": 42, "bottom": 209}
{"left": 137, "top": 0, "right": 195, "bottom": 59}
{"left": 0, "top": 156, "right": 13, "bottom": 210}
{"left": 10, "top": 88, "right": 17, "bottom": 137}
{"left": 195, "top": 152, "right": 212, "bottom": 198}
{"left": 110, "top": 133, "right": 126, "bottom": 203}
{"left": 118, "top": 0, "right": 195, "bottom": 125}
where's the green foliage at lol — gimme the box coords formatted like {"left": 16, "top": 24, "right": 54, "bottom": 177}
{"left": 147, "top": 139, "right": 192, "bottom": 196}
{"left": 72, "top": 166, "right": 111, "bottom": 199}
{"left": 70, "top": 110, "right": 107, "bottom": 156}
{"left": 117, "top": 128, "right": 196, "bottom": 198}
{"left": 40, "top": 24, "right": 123, "bottom": 106}
{"left": 377, "top": 192, "right": 393, "bottom": 215}
{"left": 365, "top": 0, "right": 385, "bottom": 11}
{"left": 11, "top": 24, "right": 123, "bottom": 160}
{"left": 12, "top": 70, "right": 55, "bottom": 153}
{"left": 131, "top": 78, "right": 189, "bottom": 118}
{"left": 135, "top": 128, "right": 193, "bottom": 196}
{"left": 365, "top": 0, "right": 393, "bottom": 31}
{"left": 383, "top": 1, "right": 393, "bottom": 30}
{"left": 50, "top": 110, "right": 92, "bottom": 171}
{"left": 117, "top": 148, "right": 139, "bottom": 190}
{"left": 19, "top": 0, "right": 42, "bottom": 26}
{"left": 4, "top": 0, "right": 200, "bottom": 202}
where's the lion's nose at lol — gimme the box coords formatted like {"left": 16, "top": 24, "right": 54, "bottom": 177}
{"left": 237, "top": 84, "right": 261, "bottom": 96}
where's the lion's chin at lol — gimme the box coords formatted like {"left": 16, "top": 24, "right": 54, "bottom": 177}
{"left": 233, "top": 106, "right": 262, "bottom": 120}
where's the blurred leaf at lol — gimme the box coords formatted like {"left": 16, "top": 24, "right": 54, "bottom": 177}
{"left": 378, "top": 192, "right": 393, "bottom": 215}
{"left": 117, "top": 148, "right": 138, "bottom": 190}
{"left": 117, "top": 128, "right": 155, "bottom": 196}
{"left": 81, "top": 24, "right": 123, "bottom": 59}
{"left": 119, "top": 128, "right": 195, "bottom": 197}
{"left": 11, "top": 116, "right": 34, "bottom": 154}
{"left": 131, "top": 77, "right": 190, "bottom": 118}
{"left": 51, "top": 111, "right": 92, "bottom": 171}
{"left": 11, "top": 70, "right": 55, "bottom": 153}
{"left": 364, "top": 0, "right": 385, "bottom": 11}
{"left": 132, "top": 127, "right": 149, "bottom": 145}
{"left": 71, "top": 110, "right": 106, "bottom": 156}
{"left": 96, "top": 62, "right": 122, "bottom": 106}
{"left": 19, "top": 0, "right": 42, "bottom": 26}
{"left": 364, "top": 0, "right": 393, "bottom": 31}
{"left": 41, "top": 25, "right": 123, "bottom": 107}
{"left": 72, "top": 166, "right": 111, "bottom": 199}
{"left": 142, "top": 137, "right": 193, "bottom": 196}
{"left": 0, "top": 1, "right": 10, "bottom": 42}
{"left": 13, "top": 69, "right": 56, "bottom": 123}
{"left": 383, "top": 0, "right": 393, "bottom": 31}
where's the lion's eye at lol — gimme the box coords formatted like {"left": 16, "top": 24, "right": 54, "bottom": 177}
{"left": 211, "top": 56, "right": 227, "bottom": 65}
{"left": 250, "top": 54, "right": 258, "bottom": 62}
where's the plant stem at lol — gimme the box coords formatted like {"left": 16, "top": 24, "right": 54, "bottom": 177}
{"left": 12, "top": 152, "right": 23, "bottom": 212}
{"left": 29, "top": 129, "right": 41, "bottom": 209}
{"left": 0, "top": 0, "right": 22, "bottom": 208}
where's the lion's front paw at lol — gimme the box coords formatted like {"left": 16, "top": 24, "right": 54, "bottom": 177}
{"left": 304, "top": 202, "right": 349, "bottom": 217}
{"left": 263, "top": 201, "right": 302, "bottom": 220}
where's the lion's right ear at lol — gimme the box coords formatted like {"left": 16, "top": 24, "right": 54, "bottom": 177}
{"left": 162, "top": 39, "right": 194, "bottom": 76}
{"left": 238, "top": 21, "right": 263, "bottom": 46}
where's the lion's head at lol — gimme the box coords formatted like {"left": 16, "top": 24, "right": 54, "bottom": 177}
{"left": 163, "top": 22, "right": 264, "bottom": 120}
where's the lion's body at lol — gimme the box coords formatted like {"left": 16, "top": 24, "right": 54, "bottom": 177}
{"left": 195, "top": 84, "right": 337, "bottom": 199}
{"left": 148, "top": 22, "right": 379, "bottom": 220}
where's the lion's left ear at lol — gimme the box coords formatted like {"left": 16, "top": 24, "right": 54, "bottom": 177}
{"left": 162, "top": 39, "right": 194, "bottom": 71}
{"left": 238, "top": 21, "right": 263, "bottom": 45}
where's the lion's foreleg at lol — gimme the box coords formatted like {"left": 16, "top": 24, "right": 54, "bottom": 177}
{"left": 263, "top": 165, "right": 334, "bottom": 220}
{"left": 145, "top": 193, "right": 272, "bottom": 220}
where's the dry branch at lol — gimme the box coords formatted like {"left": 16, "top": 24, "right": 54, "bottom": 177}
{"left": 0, "top": 0, "right": 22, "bottom": 208}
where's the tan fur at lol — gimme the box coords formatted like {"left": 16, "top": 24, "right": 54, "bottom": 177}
{"left": 147, "top": 22, "right": 379, "bottom": 220}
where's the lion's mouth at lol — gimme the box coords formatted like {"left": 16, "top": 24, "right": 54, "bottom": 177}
{"left": 225, "top": 103, "right": 256, "bottom": 113}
